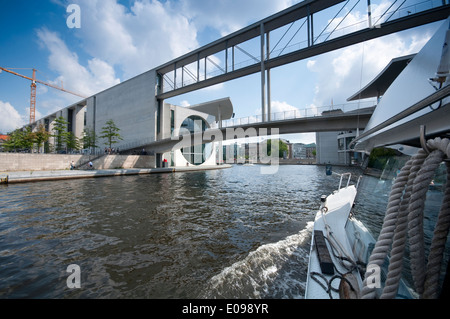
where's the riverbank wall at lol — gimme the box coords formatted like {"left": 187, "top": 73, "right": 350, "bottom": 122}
{"left": 0, "top": 153, "right": 156, "bottom": 172}
{"left": 0, "top": 165, "right": 232, "bottom": 184}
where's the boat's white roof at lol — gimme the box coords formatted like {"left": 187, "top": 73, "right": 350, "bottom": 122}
{"left": 354, "top": 17, "right": 450, "bottom": 153}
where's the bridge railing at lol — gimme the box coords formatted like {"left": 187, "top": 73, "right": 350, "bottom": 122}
{"left": 111, "top": 100, "right": 375, "bottom": 153}
{"left": 219, "top": 100, "right": 376, "bottom": 128}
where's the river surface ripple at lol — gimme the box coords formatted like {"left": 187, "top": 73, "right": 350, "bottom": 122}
{"left": 0, "top": 165, "right": 400, "bottom": 298}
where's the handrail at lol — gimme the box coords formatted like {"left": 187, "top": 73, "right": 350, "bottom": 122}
{"left": 339, "top": 172, "right": 352, "bottom": 189}
{"left": 220, "top": 101, "right": 376, "bottom": 128}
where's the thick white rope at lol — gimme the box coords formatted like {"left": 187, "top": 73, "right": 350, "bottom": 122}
{"left": 361, "top": 137, "right": 450, "bottom": 299}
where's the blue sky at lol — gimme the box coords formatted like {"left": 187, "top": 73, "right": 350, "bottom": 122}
{"left": 0, "top": 0, "right": 443, "bottom": 143}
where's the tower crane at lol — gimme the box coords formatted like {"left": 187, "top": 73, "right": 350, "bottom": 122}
{"left": 0, "top": 67, "right": 88, "bottom": 124}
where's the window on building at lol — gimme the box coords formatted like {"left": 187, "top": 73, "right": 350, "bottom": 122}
{"left": 346, "top": 136, "right": 355, "bottom": 150}
{"left": 180, "top": 115, "right": 212, "bottom": 165}
{"left": 170, "top": 110, "right": 175, "bottom": 136}
{"left": 338, "top": 138, "right": 345, "bottom": 150}
{"left": 156, "top": 100, "right": 162, "bottom": 134}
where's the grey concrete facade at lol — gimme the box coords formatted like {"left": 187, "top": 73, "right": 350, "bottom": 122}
{"left": 85, "top": 69, "right": 158, "bottom": 153}
{"left": 316, "top": 130, "right": 365, "bottom": 166}
{"left": 29, "top": 69, "right": 158, "bottom": 155}
{"left": 316, "top": 131, "right": 339, "bottom": 165}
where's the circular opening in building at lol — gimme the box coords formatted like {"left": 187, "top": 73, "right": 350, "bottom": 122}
{"left": 180, "top": 115, "right": 212, "bottom": 165}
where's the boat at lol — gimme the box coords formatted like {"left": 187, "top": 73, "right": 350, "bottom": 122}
{"left": 305, "top": 16, "right": 450, "bottom": 299}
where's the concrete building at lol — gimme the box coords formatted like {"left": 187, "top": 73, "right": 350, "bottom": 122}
{"left": 29, "top": 69, "right": 234, "bottom": 168}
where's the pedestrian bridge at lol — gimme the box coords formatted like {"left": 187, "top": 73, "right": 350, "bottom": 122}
{"left": 140, "top": 102, "right": 375, "bottom": 154}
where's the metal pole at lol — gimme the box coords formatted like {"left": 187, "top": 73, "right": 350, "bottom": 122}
{"left": 174, "top": 63, "right": 177, "bottom": 90}
{"left": 225, "top": 41, "right": 228, "bottom": 73}
{"left": 266, "top": 31, "right": 271, "bottom": 122}
{"left": 307, "top": 5, "right": 311, "bottom": 46}
{"left": 197, "top": 53, "right": 200, "bottom": 82}
{"left": 232, "top": 46, "right": 235, "bottom": 71}
{"left": 367, "top": 0, "right": 372, "bottom": 28}
{"left": 260, "top": 23, "right": 266, "bottom": 122}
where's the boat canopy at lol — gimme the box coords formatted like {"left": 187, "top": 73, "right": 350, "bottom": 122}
{"left": 352, "top": 17, "right": 450, "bottom": 153}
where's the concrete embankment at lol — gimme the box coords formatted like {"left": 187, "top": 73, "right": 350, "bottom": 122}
{"left": 0, "top": 153, "right": 156, "bottom": 172}
{"left": 0, "top": 165, "right": 231, "bottom": 184}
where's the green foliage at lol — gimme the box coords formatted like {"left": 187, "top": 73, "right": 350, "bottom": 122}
{"left": 82, "top": 127, "right": 98, "bottom": 153}
{"left": 4, "top": 129, "right": 25, "bottom": 152}
{"left": 3, "top": 126, "right": 50, "bottom": 153}
{"left": 99, "top": 119, "right": 123, "bottom": 149}
{"left": 21, "top": 127, "right": 35, "bottom": 150}
{"left": 34, "top": 124, "right": 51, "bottom": 153}
{"left": 368, "top": 147, "right": 397, "bottom": 169}
{"left": 65, "top": 131, "right": 81, "bottom": 152}
{"left": 267, "top": 139, "right": 288, "bottom": 158}
{"left": 52, "top": 116, "right": 69, "bottom": 152}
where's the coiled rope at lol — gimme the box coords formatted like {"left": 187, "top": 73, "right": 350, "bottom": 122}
{"left": 361, "top": 137, "right": 450, "bottom": 299}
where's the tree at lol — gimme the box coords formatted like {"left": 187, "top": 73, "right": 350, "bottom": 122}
{"left": 4, "top": 129, "right": 23, "bottom": 152}
{"left": 266, "top": 139, "right": 288, "bottom": 158}
{"left": 100, "top": 119, "right": 123, "bottom": 150}
{"left": 65, "top": 131, "right": 81, "bottom": 153}
{"left": 34, "top": 124, "right": 51, "bottom": 153}
{"left": 368, "top": 147, "right": 397, "bottom": 169}
{"left": 52, "top": 116, "right": 69, "bottom": 153}
{"left": 82, "top": 127, "right": 98, "bottom": 154}
{"left": 4, "top": 127, "right": 35, "bottom": 152}
{"left": 21, "top": 126, "right": 36, "bottom": 151}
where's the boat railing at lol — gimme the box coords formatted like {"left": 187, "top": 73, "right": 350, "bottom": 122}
{"left": 337, "top": 173, "right": 362, "bottom": 190}
{"left": 356, "top": 175, "right": 362, "bottom": 189}
{"left": 338, "top": 173, "right": 352, "bottom": 189}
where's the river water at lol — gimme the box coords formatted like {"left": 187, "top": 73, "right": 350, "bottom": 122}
{"left": 0, "top": 164, "right": 444, "bottom": 299}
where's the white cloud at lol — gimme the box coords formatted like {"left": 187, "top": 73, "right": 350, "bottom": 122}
{"left": 67, "top": 0, "right": 200, "bottom": 79}
{"left": 308, "top": 15, "right": 432, "bottom": 107}
{"left": 36, "top": 27, "right": 120, "bottom": 99}
{"left": 254, "top": 100, "right": 300, "bottom": 120}
{"left": 180, "top": 0, "right": 298, "bottom": 36}
{"left": 180, "top": 100, "right": 191, "bottom": 107}
{"left": 270, "top": 101, "right": 299, "bottom": 114}
{"left": 38, "top": 97, "right": 69, "bottom": 116}
{"left": 0, "top": 101, "right": 26, "bottom": 133}
{"left": 306, "top": 60, "right": 316, "bottom": 69}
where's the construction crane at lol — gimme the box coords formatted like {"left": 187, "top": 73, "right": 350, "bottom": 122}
{"left": 0, "top": 67, "right": 88, "bottom": 124}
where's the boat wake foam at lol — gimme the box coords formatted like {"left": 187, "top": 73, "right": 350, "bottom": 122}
{"left": 201, "top": 221, "right": 314, "bottom": 299}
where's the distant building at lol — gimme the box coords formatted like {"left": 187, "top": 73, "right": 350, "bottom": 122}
{"left": 0, "top": 135, "right": 8, "bottom": 152}
{"left": 293, "top": 143, "right": 316, "bottom": 159}
{"left": 305, "top": 143, "right": 316, "bottom": 159}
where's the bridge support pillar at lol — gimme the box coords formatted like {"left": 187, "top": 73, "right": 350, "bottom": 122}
{"left": 260, "top": 22, "right": 266, "bottom": 122}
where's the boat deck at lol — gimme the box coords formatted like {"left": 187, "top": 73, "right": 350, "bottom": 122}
{"left": 305, "top": 185, "right": 360, "bottom": 299}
